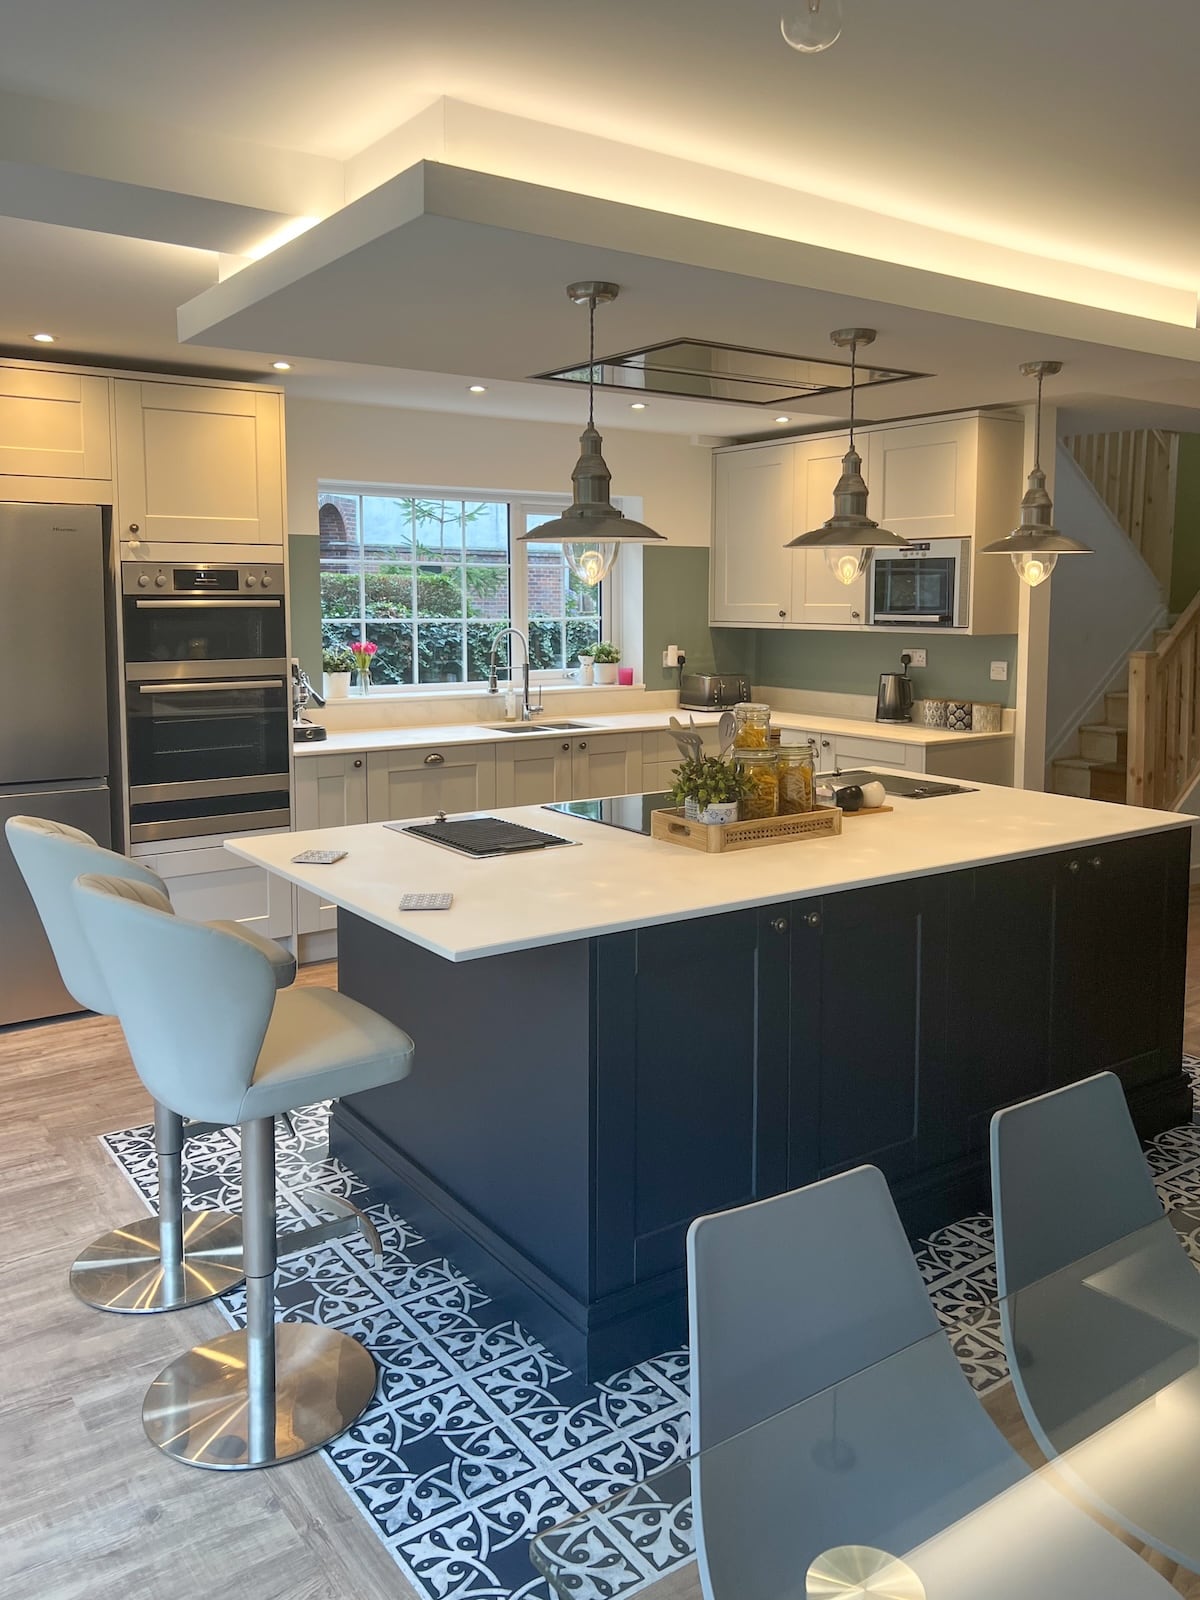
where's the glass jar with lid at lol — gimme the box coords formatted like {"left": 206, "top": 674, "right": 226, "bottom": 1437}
{"left": 732, "top": 702, "right": 771, "bottom": 749}
{"left": 776, "top": 742, "right": 817, "bottom": 814}
{"left": 737, "top": 750, "right": 780, "bottom": 819}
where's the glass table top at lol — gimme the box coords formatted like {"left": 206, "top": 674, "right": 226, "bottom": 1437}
{"left": 530, "top": 1212, "right": 1200, "bottom": 1599}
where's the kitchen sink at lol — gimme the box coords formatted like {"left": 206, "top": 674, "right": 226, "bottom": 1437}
{"left": 482, "top": 721, "right": 596, "bottom": 734}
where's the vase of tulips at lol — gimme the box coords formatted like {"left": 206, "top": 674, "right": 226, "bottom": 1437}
{"left": 350, "top": 639, "right": 377, "bottom": 694}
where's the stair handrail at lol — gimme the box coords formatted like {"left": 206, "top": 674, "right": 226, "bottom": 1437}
{"left": 1127, "top": 590, "right": 1200, "bottom": 809}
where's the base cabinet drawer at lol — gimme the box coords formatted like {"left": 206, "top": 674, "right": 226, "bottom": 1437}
{"left": 366, "top": 744, "right": 497, "bottom": 822}
{"left": 148, "top": 838, "right": 293, "bottom": 940}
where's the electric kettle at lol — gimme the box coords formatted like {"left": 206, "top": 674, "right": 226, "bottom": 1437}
{"left": 876, "top": 653, "right": 914, "bottom": 723}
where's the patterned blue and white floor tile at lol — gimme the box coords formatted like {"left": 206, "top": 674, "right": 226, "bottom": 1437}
{"left": 101, "top": 1058, "right": 1200, "bottom": 1600}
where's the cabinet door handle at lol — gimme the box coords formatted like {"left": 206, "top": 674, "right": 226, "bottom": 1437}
{"left": 821, "top": 738, "right": 832, "bottom": 748}
{"left": 423, "top": 752, "right": 445, "bottom": 766}
{"left": 353, "top": 759, "right": 363, "bottom": 769}
{"left": 128, "top": 523, "right": 140, "bottom": 534}
{"left": 561, "top": 742, "right": 571, "bottom": 751}
{"left": 770, "top": 917, "right": 789, "bottom": 934}
{"left": 851, "top": 611, "right": 861, "bottom": 620}
{"left": 1089, "top": 855, "right": 1102, "bottom": 870}
{"left": 805, "top": 911, "right": 821, "bottom": 928}
{"left": 778, "top": 609, "right": 787, "bottom": 619}
{"left": 1068, "top": 858, "right": 1080, "bottom": 873}
{"left": 577, "top": 741, "right": 587, "bottom": 751}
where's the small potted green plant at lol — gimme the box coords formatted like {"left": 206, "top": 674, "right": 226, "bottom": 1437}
{"left": 668, "top": 754, "right": 753, "bottom": 825}
{"left": 592, "top": 640, "right": 620, "bottom": 685}
{"left": 322, "top": 645, "right": 354, "bottom": 700}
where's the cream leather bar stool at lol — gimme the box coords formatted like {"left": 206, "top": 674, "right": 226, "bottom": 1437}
{"left": 5, "top": 815, "right": 296, "bottom": 1314}
{"left": 74, "top": 871, "right": 415, "bottom": 1470}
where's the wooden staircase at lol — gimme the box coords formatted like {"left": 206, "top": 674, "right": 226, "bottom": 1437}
{"left": 1128, "top": 596, "right": 1200, "bottom": 809}
{"left": 1051, "top": 623, "right": 1177, "bottom": 804}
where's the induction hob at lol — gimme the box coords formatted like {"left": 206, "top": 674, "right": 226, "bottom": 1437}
{"left": 544, "top": 792, "right": 672, "bottom": 835}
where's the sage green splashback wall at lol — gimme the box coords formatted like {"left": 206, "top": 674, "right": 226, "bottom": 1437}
{"left": 640, "top": 546, "right": 1016, "bottom": 706}
{"left": 641, "top": 546, "right": 755, "bottom": 688}
{"left": 756, "top": 629, "right": 1018, "bottom": 706}
{"left": 288, "top": 534, "right": 323, "bottom": 685}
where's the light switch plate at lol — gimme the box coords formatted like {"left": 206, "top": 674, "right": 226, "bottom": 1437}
{"left": 906, "top": 648, "right": 928, "bottom": 667}
{"left": 991, "top": 660, "right": 1009, "bottom": 681}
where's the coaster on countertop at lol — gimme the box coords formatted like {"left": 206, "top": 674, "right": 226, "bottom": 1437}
{"left": 400, "top": 892, "right": 454, "bottom": 911}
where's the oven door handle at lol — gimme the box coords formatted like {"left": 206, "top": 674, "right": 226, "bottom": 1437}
{"left": 135, "top": 679, "right": 283, "bottom": 694}
{"left": 132, "top": 597, "right": 283, "bottom": 609}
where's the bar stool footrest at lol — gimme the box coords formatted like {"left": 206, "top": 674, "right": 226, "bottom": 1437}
{"left": 70, "top": 1211, "right": 244, "bottom": 1313}
{"left": 286, "top": 1189, "right": 383, "bottom": 1262}
{"left": 142, "top": 1323, "right": 377, "bottom": 1469}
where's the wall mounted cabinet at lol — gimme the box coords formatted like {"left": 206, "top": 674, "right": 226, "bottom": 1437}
{"left": 711, "top": 412, "right": 1024, "bottom": 635}
{"left": 0, "top": 368, "right": 111, "bottom": 490}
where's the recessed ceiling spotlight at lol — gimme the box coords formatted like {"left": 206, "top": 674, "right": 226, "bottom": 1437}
{"left": 775, "top": 415, "right": 791, "bottom": 424}
{"left": 31, "top": 332, "right": 55, "bottom": 343}
{"left": 630, "top": 402, "right": 647, "bottom": 410}
{"left": 468, "top": 384, "right": 487, "bottom": 393}
{"left": 271, "top": 360, "right": 292, "bottom": 371}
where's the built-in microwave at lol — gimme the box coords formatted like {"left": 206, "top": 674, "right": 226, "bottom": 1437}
{"left": 869, "top": 538, "right": 970, "bottom": 629}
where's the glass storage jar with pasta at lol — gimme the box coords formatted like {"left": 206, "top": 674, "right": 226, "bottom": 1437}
{"left": 776, "top": 743, "right": 816, "bottom": 814}
{"left": 732, "top": 702, "right": 771, "bottom": 749}
{"left": 737, "top": 749, "right": 780, "bottom": 818}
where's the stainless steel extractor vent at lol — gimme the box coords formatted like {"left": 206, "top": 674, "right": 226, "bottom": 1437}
{"left": 534, "top": 337, "right": 928, "bottom": 408}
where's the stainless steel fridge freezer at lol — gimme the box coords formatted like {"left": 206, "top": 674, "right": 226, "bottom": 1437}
{"left": 0, "top": 504, "right": 112, "bottom": 1025}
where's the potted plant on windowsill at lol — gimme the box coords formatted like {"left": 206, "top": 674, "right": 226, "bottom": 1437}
{"left": 322, "top": 645, "right": 354, "bottom": 700}
{"left": 668, "top": 754, "right": 753, "bottom": 825}
{"left": 592, "top": 640, "right": 620, "bottom": 685}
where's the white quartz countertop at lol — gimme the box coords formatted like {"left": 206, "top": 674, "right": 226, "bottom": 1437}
{"left": 226, "top": 781, "right": 1187, "bottom": 964}
{"left": 295, "top": 708, "right": 1013, "bottom": 757}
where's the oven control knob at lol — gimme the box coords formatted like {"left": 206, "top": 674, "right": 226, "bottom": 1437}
{"left": 260, "top": 572, "right": 272, "bottom": 588}
{"left": 245, "top": 573, "right": 258, "bottom": 588}
{"left": 154, "top": 573, "right": 167, "bottom": 587}
{"left": 137, "top": 573, "right": 150, "bottom": 587}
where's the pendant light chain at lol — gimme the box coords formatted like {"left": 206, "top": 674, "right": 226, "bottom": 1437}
{"left": 587, "top": 293, "right": 596, "bottom": 431}
{"left": 1032, "top": 367, "right": 1043, "bottom": 475}
{"left": 848, "top": 335, "right": 857, "bottom": 451}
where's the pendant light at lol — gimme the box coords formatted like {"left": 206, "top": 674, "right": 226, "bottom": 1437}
{"left": 781, "top": 0, "right": 843, "bottom": 53}
{"left": 785, "top": 328, "right": 911, "bottom": 583}
{"left": 518, "top": 281, "right": 667, "bottom": 587}
{"left": 981, "top": 360, "right": 1091, "bottom": 588}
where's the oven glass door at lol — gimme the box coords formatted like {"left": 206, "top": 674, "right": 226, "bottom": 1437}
{"left": 127, "top": 679, "right": 290, "bottom": 791}
{"left": 122, "top": 595, "right": 286, "bottom": 669}
{"left": 873, "top": 557, "right": 956, "bottom": 619}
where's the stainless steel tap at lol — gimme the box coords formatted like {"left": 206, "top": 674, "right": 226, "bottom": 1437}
{"left": 487, "top": 627, "right": 537, "bottom": 718}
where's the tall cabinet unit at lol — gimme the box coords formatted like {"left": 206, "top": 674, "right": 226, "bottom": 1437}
{"left": 114, "top": 380, "right": 284, "bottom": 548}
{"left": 711, "top": 411, "right": 1024, "bottom": 634}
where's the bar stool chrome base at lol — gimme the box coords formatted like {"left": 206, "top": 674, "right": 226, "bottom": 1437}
{"left": 69, "top": 1211, "right": 244, "bottom": 1313}
{"left": 142, "top": 1323, "right": 377, "bottom": 1470}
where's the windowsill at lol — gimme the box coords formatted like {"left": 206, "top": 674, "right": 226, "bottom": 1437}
{"left": 334, "top": 681, "right": 646, "bottom": 705}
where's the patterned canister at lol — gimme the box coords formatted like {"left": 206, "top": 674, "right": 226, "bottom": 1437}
{"left": 945, "top": 700, "right": 973, "bottom": 732}
{"left": 916, "top": 698, "right": 948, "bottom": 728}
{"left": 971, "top": 701, "right": 1003, "bottom": 733}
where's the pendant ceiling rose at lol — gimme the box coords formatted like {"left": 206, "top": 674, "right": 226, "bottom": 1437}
{"left": 517, "top": 281, "right": 666, "bottom": 588}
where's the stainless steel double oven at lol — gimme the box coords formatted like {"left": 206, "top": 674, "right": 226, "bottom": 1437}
{"left": 122, "top": 561, "right": 291, "bottom": 842}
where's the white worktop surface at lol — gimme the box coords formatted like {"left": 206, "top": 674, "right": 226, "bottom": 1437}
{"left": 296, "top": 707, "right": 1013, "bottom": 757}
{"left": 227, "top": 780, "right": 1187, "bottom": 964}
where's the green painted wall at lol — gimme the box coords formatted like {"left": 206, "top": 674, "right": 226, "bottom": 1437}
{"left": 1171, "top": 435, "right": 1200, "bottom": 615}
{"left": 755, "top": 628, "right": 1017, "bottom": 705}
{"left": 640, "top": 545, "right": 755, "bottom": 687}
{"left": 640, "top": 545, "right": 1015, "bottom": 705}
{"left": 288, "top": 534, "right": 323, "bottom": 685}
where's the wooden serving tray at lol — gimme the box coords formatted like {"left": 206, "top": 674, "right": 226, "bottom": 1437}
{"left": 836, "top": 804, "right": 894, "bottom": 818}
{"left": 650, "top": 806, "right": 842, "bottom": 854}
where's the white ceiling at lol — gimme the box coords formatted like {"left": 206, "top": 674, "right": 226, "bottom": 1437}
{"left": 3, "top": 0, "right": 1200, "bottom": 435}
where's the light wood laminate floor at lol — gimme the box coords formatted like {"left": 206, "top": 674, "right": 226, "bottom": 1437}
{"left": 5, "top": 941, "right": 1200, "bottom": 1600}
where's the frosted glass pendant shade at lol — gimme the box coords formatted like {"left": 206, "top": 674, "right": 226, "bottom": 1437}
{"left": 825, "top": 549, "right": 870, "bottom": 586}
{"left": 564, "top": 541, "right": 619, "bottom": 587}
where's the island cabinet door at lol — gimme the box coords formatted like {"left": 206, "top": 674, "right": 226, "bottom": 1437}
{"left": 590, "top": 905, "right": 790, "bottom": 1299}
{"left": 787, "top": 876, "right": 950, "bottom": 1189}
{"left": 1048, "top": 829, "right": 1189, "bottom": 1098}
{"left": 939, "top": 855, "right": 1056, "bottom": 1164}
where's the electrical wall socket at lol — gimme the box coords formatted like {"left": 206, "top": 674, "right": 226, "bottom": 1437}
{"left": 905, "top": 648, "right": 927, "bottom": 668}
{"left": 990, "top": 660, "right": 1008, "bottom": 681}
{"left": 662, "top": 644, "right": 683, "bottom": 668}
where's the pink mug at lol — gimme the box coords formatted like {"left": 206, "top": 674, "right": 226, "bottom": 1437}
{"left": 618, "top": 667, "right": 634, "bottom": 686}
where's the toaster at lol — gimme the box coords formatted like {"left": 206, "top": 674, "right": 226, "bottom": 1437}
{"left": 679, "top": 672, "right": 752, "bottom": 710}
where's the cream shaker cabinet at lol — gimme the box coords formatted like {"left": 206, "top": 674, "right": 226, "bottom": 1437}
{"left": 0, "top": 367, "right": 111, "bottom": 483}
{"left": 711, "top": 446, "right": 795, "bottom": 624}
{"left": 114, "top": 380, "right": 284, "bottom": 546}
{"left": 365, "top": 743, "right": 497, "bottom": 823}
{"left": 494, "top": 738, "right": 574, "bottom": 806}
{"left": 790, "top": 433, "right": 868, "bottom": 627}
{"left": 568, "top": 734, "right": 643, "bottom": 800}
{"left": 294, "top": 751, "right": 368, "bottom": 934}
